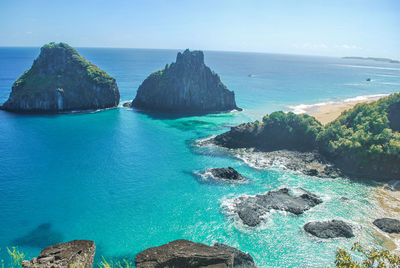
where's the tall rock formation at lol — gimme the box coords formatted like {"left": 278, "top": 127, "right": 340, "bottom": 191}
{"left": 131, "top": 49, "right": 241, "bottom": 113}
{"left": 2, "top": 42, "right": 119, "bottom": 113}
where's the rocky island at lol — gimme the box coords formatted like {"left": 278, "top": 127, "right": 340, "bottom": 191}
{"left": 213, "top": 93, "right": 400, "bottom": 181}
{"left": 130, "top": 49, "right": 241, "bottom": 113}
{"left": 1, "top": 42, "right": 120, "bottom": 113}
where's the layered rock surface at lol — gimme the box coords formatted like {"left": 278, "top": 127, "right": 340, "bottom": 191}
{"left": 131, "top": 49, "right": 241, "bottom": 113}
{"left": 2, "top": 42, "right": 119, "bottom": 112}
{"left": 21, "top": 240, "right": 95, "bottom": 268}
{"left": 212, "top": 243, "right": 257, "bottom": 268}
{"left": 303, "top": 220, "right": 354, "bottom": 238}
{"left": 135, "top": 239, "right": 234, "bottom": 268}
{"left": 230, "top": 188, "right": 322, "bottom": 227}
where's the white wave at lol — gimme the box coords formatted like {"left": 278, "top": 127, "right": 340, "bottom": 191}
{"left": 380, "top": 82, "right": 400, "bottom": 86}
{"left": 333, "top": 64, "right": 400, "bottom": 71}
{"left": 289, "top": 93, "right": 390, "bottom": 114}
{"left": 375, "top": 74, "right": 400, "bottom": 78}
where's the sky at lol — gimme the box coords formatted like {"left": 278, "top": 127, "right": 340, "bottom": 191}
{"left": 0, "top": 0, "right": 399, "bottom": 58}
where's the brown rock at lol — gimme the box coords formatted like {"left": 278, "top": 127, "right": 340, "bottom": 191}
{"left": 135, "top": 239, "right": 234, "bottom": 268}
{"left": 21, "top": 240, "right": 95, "bottom": 268}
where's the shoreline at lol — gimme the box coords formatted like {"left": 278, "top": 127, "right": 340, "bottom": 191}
{"left": 373, "top": 185, "right": 400, "bottom": 253}
{"left": 291, "top": 93, "right": 400, "bottom": 252}
{"left": 290, "top": 93, "right": 389, "bottom": 125}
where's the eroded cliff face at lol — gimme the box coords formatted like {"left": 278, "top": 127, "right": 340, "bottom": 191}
{"left": 131, "top": 49, "right": 241, "bottom": 113}
{"left": 2, "top": 42, "right": 119, "bottom": 113}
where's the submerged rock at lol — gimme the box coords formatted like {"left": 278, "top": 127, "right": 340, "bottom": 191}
{"left": 373, "top": 218, "right": 400, "bottom": 233}
{"left": 21, "top": 240, "right": 95, "bottom": 268}
{"left": 131, "top": 49, "right": 241, "bottom": 113}
{"left": 231, "top": 188, "right": 322, "bottom": 227}
{"left": 212, "top": 243, "right": 257, "bottom": 268}
{"left": 2, "top": 42, "right": 119, "bottom": 113}
{"left": 210, "top": 167, "right": 247, "bottom": 181}
{"left": 135, "top": 239, "right": 234, "bottom": 268}
{"left": 304, "top": 220, "right": 354, "bottom": 238}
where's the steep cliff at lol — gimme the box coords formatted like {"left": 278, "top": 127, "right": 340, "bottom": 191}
{"left": 131, "top": 49, "right": 241, "bottom": 113}
{"left": 2, "top": 42, "right": 119, "bottom": 113}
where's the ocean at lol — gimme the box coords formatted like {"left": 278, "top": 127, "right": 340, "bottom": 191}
{"left": 0, "top": 47, "right": 399, "bottom": 267}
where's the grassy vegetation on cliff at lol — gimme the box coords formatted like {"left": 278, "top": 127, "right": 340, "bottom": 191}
{"left": 335, "top": 242, "right": 400, "bottom": 267}
{"left": 12, "top": 42, "right": 115, "bottom": 97}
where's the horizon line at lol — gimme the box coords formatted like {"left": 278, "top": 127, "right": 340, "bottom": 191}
{"left": 0, "top": 45, "right": 363, "bottom": 59}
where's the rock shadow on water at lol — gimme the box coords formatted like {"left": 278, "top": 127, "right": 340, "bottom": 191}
{"left": 11, "top": 223, "right": 64, "bottom": 249}
{"left": 126, "top": 106, "right": 237, "bottom": 120}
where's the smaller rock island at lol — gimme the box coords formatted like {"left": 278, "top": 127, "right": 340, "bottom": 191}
{"left": 130, "top": 49, "right": 241, "bottom": 113}
{"left": 1, "top": 42, "right": 120, "bottom": 113}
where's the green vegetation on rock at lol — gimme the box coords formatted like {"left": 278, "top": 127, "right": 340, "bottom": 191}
{"left": 317, "top": 94, "right": 400, "bottom": 167}
{"left": 2, "top": 42, "right": 119, "bottom": 112}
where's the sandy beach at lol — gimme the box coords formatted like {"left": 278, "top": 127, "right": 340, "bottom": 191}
{"left": 297, "top": 94, "right": 389, "bottom": 125}
{"left": 374, "top": 186, "right": 400, "bottom": 253}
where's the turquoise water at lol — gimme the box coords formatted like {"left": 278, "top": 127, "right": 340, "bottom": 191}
{"left": 0, "top": 48, "right": 399, "bottom": 267}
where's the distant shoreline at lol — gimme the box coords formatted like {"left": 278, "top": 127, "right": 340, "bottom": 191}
{"left": 342, "top": 56, "right": 400, "bottom": 64}
{"left": 290, "top": 94, "right": 389, "bottom": 124}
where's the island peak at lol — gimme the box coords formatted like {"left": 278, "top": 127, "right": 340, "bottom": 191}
{"left": 130, "top": 49, "right": 241, "bottom": 114}
{"left": 2, "top": 42, "right": 120, "bottom": 113}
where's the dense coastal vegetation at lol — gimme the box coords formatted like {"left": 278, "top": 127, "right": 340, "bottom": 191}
{"left": 215, "top": 93, "right": 400, "bottom": 181}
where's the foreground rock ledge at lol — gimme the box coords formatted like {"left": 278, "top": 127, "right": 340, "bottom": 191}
{"left": 135, "top": 239, "right": 234, "bottom": 268}
{"left": 304, "top": 220, "right": 354, "bottom": 238}
{"left": 131, "top": 49, "right": 241, "bottom": 113}
{"left": 21, "top": 240, "right": 95, "bottom": 268}
{"left": 212, "top": 243, "right": 256, "bottom": 268}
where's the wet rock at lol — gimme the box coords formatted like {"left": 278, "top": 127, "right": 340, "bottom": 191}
{"left": 212, "top": 243, "right": 257, "bottom": 268}
{"left": 135, "top": 239, "right": 234, "bottom": 268}
{"left": 21, "top": 240, "right": 95, "bottom": 268}
{"left": 304, "top": 220, "right": 354, "bottom": 238}
{"left": 210, "top": 167, "right": 246, "bottom": 181}
{"left": 131, "top": 49, "right": 241, "bottom": 114}
{"left": 373, "top": 218, "right": 400, "bottom": 233}
{"left": 232, "top": 188, "right": 322, "bottom": 227}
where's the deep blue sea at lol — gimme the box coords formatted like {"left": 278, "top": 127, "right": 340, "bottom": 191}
{"left": 0, "top": 47, "right": 399, "bottom": 267}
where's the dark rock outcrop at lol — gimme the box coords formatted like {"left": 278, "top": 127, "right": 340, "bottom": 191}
{"left": 131, "top": 49, "right": 241, "bottom": 113}
{"left": 373, "top": 218, "right": 400, "bottom": 233}
{"left": 303, "top": 220, "right": 354, "bottom": 238}
{"left": 231, "top": 188, "right": 322, "bottom": 227}
{"left": 214, "top": 112, "right": 322, "bottom": 152}
{"left": 212, "top": 243, "right": 256, "bottom": 268}
{"left": 21, "top": 240, "right": 95, "bottom": 268}
{"left": 135, "top": 239, "right": 234, "bottom": 268}
{"left": 388, "top": 101, "right": 400, "bottom": 132}
{"left": 210, "top": 167, "right": 247, "bottom": 181}
{"left": 2, "top": 42, "right": 119, "bottom": 113}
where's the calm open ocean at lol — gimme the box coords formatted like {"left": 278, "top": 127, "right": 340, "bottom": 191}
{"left": 0, "top": 47, "right": 399, "bottom": 267}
